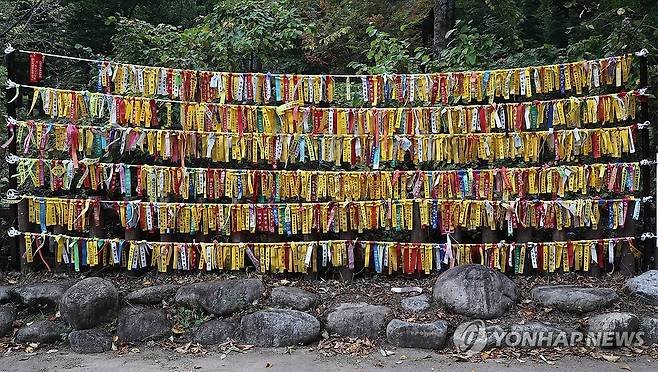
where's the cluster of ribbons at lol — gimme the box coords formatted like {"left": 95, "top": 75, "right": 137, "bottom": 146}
{"left": 13, "top": 50, "right": 644, "bottom": 275}
{"left": 20, "top": 231, "right": 638, "bottom": 274}
{"left": 95, "top": 54, "right": 634, "bottom": 105}
{"left": 16, "top": 120, "right": 640, "bottom": 168}
{"left": 16, "top": 157, "right": 641, "bottom": 202}
{"left": 24, "top": 195, "right": 640, "bottom": 236}
{"left": 26, "top": 86, "right": 640, "bottom": 135}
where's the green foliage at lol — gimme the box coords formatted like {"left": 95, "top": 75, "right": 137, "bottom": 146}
{"left": 348, "top": 24, "right": 430, "bottom": 74}
{"left": 435, "top": 19, "right": 500, "bottom": 70}
{"left": 175, "top": 307, "right": 211, "bottom": 330}
{"left": 0, "top": 0, "right": 656, "bottom": 81}
{"left": 190, "top": 0, "right": 308, "bottom": 71}
{"left": 109, "top": 18, "right": 204, "bottom": 68}
{"left": 109, "top": 0, "right": 308, "bottom": 72}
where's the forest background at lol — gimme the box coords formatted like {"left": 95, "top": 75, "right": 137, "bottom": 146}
{"left": 0, "top": 0, "right": 656, "bottom": 92}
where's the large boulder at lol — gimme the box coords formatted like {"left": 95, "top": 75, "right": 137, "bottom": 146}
{"left": 433, "top": 264, "right": 517, "bottom": 319}
{"left": 241, "top": 309, "right": 320, "bottom": 347}
{"left": 69, "top": 329, "right": 112, "bottom": 354}
{"left": 639, "top": 315, "right": 658, "bottom": 345}
{"left": 190, "top": 319, "right": 238, "bottom": 345}
{"left": 386, "top": 319, "right": 448, "bottom": 349}
{"left": 174, "top": 283, "right": 209, "bottom": 308}
{"left": 125, "top": 284, "right": 179, "bottom": 305}
{"left": 176, "top": 279, "right": 264, "bottom": 316}
{"left": 624, "top": 270, "right": 658, "bottom": 306}
{"left": 0, "top": 305, "right": 16, "bottom": 337}
{"left": 587, "top": 312, "right": 639, "bottom": 347}
{"left": 325, "top": 302, "right": 391, "bottom": 338}
{"left": 59, "top": 277, "right": 119, "bottom": 330}
{"left": 117, "top": 306, "right": 171, "bottom": 342}
{"left": 531, "top": 285, "right": 618, "bottom": 313}
{"left": 0, "top": 286, "right": 13, "bottom": 304}
{"left": 12, "top": 281, "right": 75, "bottom": 310}
{"left": 16, "top": 320, "right": 69, "bottom": 344}
{"left": 400, "top": 295, "right": 431, "bottom": 313}
{"left": 270, "top": 287, "right": 320, "bottom": 311}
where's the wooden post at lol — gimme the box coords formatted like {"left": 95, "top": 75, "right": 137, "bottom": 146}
{"left": 620, "top": 212, "right": 637, "bottom": 276}
{"left": 88, "top": 198, "right": 104, "bottom": 273}
{"left": 552, "top": 230, "right": 566, "bottom": 275}
{"left": 302, "top": 232, "right": 318, "bottom": 280}
{"left": 411, "top": 202, "right": 426, "bottom": 243}
{"left": 4, "top": 47, "right": 19, "bottom": 269}
{"left": 338, "top": 231, "right": 354, "bottom": 281}
{"left": 584, "top": 229, "right": 602, "bottom": 277}
{"left": 515, "top": 228, "right": 532, "bottom": 275}
{"left": 637, "top": 52, "right": 655, "bottom": 269}
{"left": 52, "top": 225, "right": 66, "bottom": 273}
{"left": 17, "top": 199, "right": 30, "bottom": 273}
{"left": 481, "top": 228, "right": 498, "bottom": 267}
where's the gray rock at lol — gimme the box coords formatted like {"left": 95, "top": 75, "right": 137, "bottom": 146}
{"left": 386, "top": 319, "right": 448, "bottom": 349}
{"left": 16, "top": 320, "right": 69, "bottom": 344}
{"left": 60, "top": 277, "right": 119, "bottom": 330}
{"left": 241, "top": 309, "right": 320, "bottom": 347}
{"left": 325, "top": 302, "right": 391, "bottom": 338}
{"left": 453, "top": 320, "right": 508, "bottom": 352}
{"left": 176, "top": 279, "right": 264, "bottom": 316}
{"left": 12, "top": 281, "right": 76, "bottom": 310}
{"left": 69, "top": 329, "right": 112, "bottom": 354}
{"left": 117, "top": 306, "right": 171, "bottom": 342}
{"left": 401, "top": 295, "right": 431, "bottom": 313}
{"left": 588, "top": 312, "right": 639, "bottom": 347}
{"left": 624, "top": 270, "right": 658, "bottom": 306}
{"left": 0, "top": 305, "right": 16, "bottom": 337}
{"left": 174, "top": 282, "right": 208, "bottom": 308}
{"left": 125, "top": 284, "right": 179, "bottom": 305}
{"left": 433, "top": 264, "right": 517, "bottom": 319}
{"left": 639, "top": 315, "right": 658, "bottom": 345}
{"left": 509, "top": 322, "right": 576, "bottom": 348}
{"left": 270, "top": 287, "right": 320, "bottom": 311}
{"left": 531, "top": 285, "right": 618, "bottom": 313}
{"left": 0, "top": 286, "right": 13, "bottom": 304}
{"left": 484, "top": 324, "right": 508, "bottom": 350}
{"left": 191, "top": 319, "right": 238, "bottom": 345}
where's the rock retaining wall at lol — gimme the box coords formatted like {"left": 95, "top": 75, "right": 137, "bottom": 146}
{"left": 0, "top": 267, "right": 656, "bottom": 354}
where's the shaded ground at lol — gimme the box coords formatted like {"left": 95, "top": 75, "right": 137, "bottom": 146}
{"left": 1, "top": 346, "right": 657, "bottom": 372}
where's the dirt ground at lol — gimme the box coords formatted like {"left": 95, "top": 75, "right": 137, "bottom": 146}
{"left": 1, "top": 346, "right": 657, "bottom": 372}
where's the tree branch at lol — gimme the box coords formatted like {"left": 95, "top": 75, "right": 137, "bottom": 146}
{"left": 0, "top": 0, "right": 45, "bottom": 38}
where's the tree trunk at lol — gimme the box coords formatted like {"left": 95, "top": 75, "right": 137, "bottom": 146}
{"left": 433, "top": 0, "right": 456, "bottom": 56}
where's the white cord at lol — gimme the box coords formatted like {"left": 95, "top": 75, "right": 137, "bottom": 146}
{"left": 640, "top": 159, "right": 657, "bottom": 166}
{"left": 5, "top": 154, "right": 19, "bottom": 164}
{"left": 635, "top": 49, "right": 649, "bottom": 57}
{"left": 4, "top": 43, "right": 14, "bottom": 55}
{"left": 640, "top": 232, "right": 656, "bottom": 241}
{"left": 5, "top": 189, "right": 20, "bottom": 200}
{"left": 7, "top": 227, "right": 20, "bottom": 237}
{"left": 642, "top": 196, "right": 654, "bottom": 202}
{"left": 637, "top": 121, "right": 651, "bottom": 129}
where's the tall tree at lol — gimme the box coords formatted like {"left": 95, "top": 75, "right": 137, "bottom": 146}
{"left": 432, "top": 0, "right": 455, "bottom": 55}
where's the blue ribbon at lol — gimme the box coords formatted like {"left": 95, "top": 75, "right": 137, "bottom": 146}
{"left": 39, "top": 198, "right": 47, "bottom": 233}
{"left": 374, "top": 244, "right": 381, "bottom": 273}
{"left": 81, "top": 240, "right": 87, "bottom": 266}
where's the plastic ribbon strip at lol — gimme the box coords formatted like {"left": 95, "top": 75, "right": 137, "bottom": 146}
{"left": 18, "top": 231, "right": 639, "bottom": 275}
